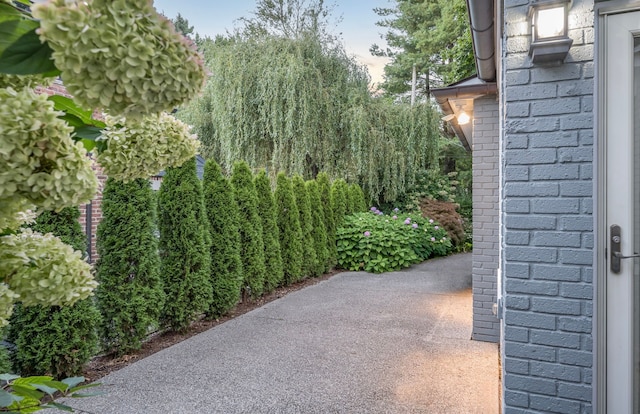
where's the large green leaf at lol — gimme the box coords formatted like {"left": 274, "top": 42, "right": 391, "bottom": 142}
{"left": 49, "top": 96, "right": 98, "bottom": 126}
{"left": 8, "top": 384, "right": 43, "bottom": 401}
{"left": 0, "top": 3, "right": 25, "bottom": 23}
{"left": 60, "top": 377, "right": 85, "bottom": 389}
{"left": 0, "top": 18, "right": 34, "bottom": 56}
{"left": 43, "top": 402, "right": 74, "bottom": 412}
{"left": 0, "top": 388, "right": 17, "bottom": 407}
{"left": 0, "top": 26, "right": 59, "bottom": 76}
{"left": 74, "top": 125, "right": 103, "bottom": 141}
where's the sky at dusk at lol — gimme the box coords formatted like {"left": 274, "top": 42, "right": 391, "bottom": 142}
{"left": 152, "top": 0, "right": 393, "bottom": 85}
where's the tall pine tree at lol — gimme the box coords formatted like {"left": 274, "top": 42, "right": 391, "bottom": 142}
{"left": 230, "top": 161, "right": 266, "bottom": 298}
{"left": 306, "top": 179, "right": 329, "bottom": 275}
{"left": 202, "top": 160, "right": 243, "bottom": 317}
{"left": 95, "top": 178, "right": 165, "bottom": 354}
{"left": 254, "top": 170, "right": 284, "bottom": 292}
{"left": 158, "top": 158, "right": 212, "bottom": 331}
{"left": 9, "top": 207, "right": 101, "bottom": 377}
{"left": 275, "top": 172, "right": 304, "bottom": 284}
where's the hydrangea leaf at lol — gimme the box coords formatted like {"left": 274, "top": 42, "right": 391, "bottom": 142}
{"left": 0, "top": 27, "right": 59, "bottom": 76}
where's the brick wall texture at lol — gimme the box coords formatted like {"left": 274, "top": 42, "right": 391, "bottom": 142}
{"left": 472, "top": 95, "right": 500, "bottom": 342}
{"left": 501, "top": 0, "right": 595, "bottom": 412}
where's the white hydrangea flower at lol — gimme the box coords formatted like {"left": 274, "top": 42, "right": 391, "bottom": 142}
{"left": 98, "top": 112, "right": 200, "bottom": 181}
{"left": 32, "top": 0, "right": 207, "bottom": 118}
{"left": 0, "top": 284, "right": 19, "bottom": 328}
{"left": 0, "top": 229, "right": 98, "bottom": 308}
{"left": 0, "top": 87, "right": 98, "bottom": 212}
{"left": 0, "top": 73, "right": 52, "bottom": 91}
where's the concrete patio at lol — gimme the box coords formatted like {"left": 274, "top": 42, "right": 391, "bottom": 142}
{"left": 61, "top": 253, "right": 499, "bottom": 413}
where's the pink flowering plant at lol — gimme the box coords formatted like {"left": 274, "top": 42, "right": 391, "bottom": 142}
{"left": 335, "top": 208, "right": 452, "bottom": 273}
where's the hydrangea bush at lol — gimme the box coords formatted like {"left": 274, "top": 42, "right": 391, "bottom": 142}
{"left": 98, "top": 113, "right": 200, "bottom": 181}
{"left": 0, "top": 0, "right": 205, "bottom": 335}
{"left": 32, "top": 0, "right": 207, "bottom": 118}
{"left": 336, "top": 208, "right": 452, "bottom": 273}
{"left": 0, "top": 87, "right": 98, "bottom": 212}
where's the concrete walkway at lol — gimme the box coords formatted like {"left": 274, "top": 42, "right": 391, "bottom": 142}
{"left": 63, "top": 253, "right": 499, "bottom": 414}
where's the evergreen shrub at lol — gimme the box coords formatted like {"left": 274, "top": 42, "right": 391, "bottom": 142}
{"left": 274, "top": 173, "right": 303, "bottom": 285}
{"left": 96, "top": 178, "right": 165, "bottom": 354}
{"left": 158, "top": 158, "right": 212, "bottom": 331}
{"left": 9, "top": 207, "right": 100, "bottom": 377}
{"left": 0, "top": 343, "right": 10, "bottom": 373}
{"left": 306, "top": 180, "right": 329, "bottom": 275}
{"left": 336, "top": 208, "right": 452, "bottom": 273}
{"left": 292, "top": 175, "right": 318, "bottom": 278}
{"left": 331, "top": 178, "right": 349, "bottom": 230}
{"left": 230, "top": 161, "right": 266, "bottom": 298}
{"left": 348, "top": 183, "right": 367, "bottom": 213}
{"left": 254, "top": 170, "right": 284, "bottom": 292}
{"left": 316, "top": 173, "right": 336, "bottom": 268}
{"left": 202, "top": 160, "right": 243, "bottom": 317}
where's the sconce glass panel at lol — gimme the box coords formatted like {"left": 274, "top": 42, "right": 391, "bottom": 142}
{"left": 536, "top": 7, "right": 565, "bottom": 39}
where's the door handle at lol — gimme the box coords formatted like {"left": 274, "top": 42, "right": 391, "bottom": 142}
{"left": 610, "top": 224, "right": 640, "bottom": 274}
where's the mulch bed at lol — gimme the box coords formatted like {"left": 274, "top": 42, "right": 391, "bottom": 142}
{"left": 82, "top": 269, "right": 343, "bottom": 383}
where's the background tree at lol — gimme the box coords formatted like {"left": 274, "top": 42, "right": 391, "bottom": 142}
{"left": 95, "top": 178, "right": 165, "bottom": 354}
{"left": 317, "top": 172, "right": 336, "bottom": 268}
{"left": 230, "top": 161, "right": 267, "bottom": 298}
{"left": 254, "top": 170, "right": 285, "bottom": 292}
{"left": 158, "top": 158, "right": 212, "bottom": 331}
{"left": 171, "top": 13, "right": 194, "bottom": 38}
{"left": 371, "top": 0, "right": 475, "bottom": 98}
{"left": 202, "top": 160, "right": 244, "bottom": 317}
{"left": 274, "top": 172, "right": 304, "bottom": 284}
{"left": 178, "top": 32, "right": 440, "bottom": 203}
{"left": 292, "top": 175, "right": 318, "bottom": 278}
{"left": 9, "top": 207, "right": 100, "bottom": 377}
{"left": 306, "top": 180, "right": 329, "bottom": 275}
{"left": 239, "top": 0, "right": 338, "bottom": 42}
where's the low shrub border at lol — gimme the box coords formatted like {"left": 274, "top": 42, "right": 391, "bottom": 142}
{"left": 336, "top": 208, "right": 452, "bottom": 273}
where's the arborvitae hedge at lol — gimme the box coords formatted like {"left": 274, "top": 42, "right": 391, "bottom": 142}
{"left": 230, "top": 161, "right": 266, "bottom": 298}
{"left": 331, "top": 178, "right": 349, "bottom": 229}
{"left": 254, "top": 170, "right": 284, "bottom": 292}
{"left": 348, "top": 183, "right": 367, "bottom": 213}
{"left": 274, "top": 172, "right": 304, "bottom": 285}
{"left": 316, "top": 172, "right": 336, "bottom": 268}
{"left": 306, "top": 180, "right": 329, "bottom": 275}
{"left": 202, "top": 160, "right": 243, "bottom": 317}
{"left": 292, "top": 175, "right": 318, "bottom": 278}
{"left": 9, "top": 207, "right": 100, "bottom": 377}
{"left": 95, "top": 178, "right": 165, "bottom": 354}
{"left": 158, "top": 158, "right": 212, "bottom": 331}
{"left": 0, "top": 342, "right": 10, "bottom": 373}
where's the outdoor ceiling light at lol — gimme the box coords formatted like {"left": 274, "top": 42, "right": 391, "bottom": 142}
{"left": 528, "top": 0, "right": 573, "bottom": 64}
{"left": 457, "top": 111, "right": 471, "bottom": 125}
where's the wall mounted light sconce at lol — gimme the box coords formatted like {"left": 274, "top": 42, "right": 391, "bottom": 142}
{"left": 457, "top": 111, "right": 471, "bottom": 125}
{"left": 528, "top": 0, "right": 573, "bottom": 64}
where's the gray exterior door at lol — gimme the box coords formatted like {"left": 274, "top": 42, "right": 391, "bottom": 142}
{"left": 602, "top": 9, "right": 640, "bottom": 413}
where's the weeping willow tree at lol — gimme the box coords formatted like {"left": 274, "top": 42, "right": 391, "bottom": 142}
{"left": 179, "top": 33, "right": 440, "bottom": 203}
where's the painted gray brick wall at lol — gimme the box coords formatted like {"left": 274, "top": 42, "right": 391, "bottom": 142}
{"left": 502, "top": 0, "right": 594, "bottom": 413}
{"left": 472, "top": 95, "right": 500, "bottom": 342}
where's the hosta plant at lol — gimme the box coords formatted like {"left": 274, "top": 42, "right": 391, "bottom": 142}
{"left": 336, "top": 209, "right": 452, "bottom": 273}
